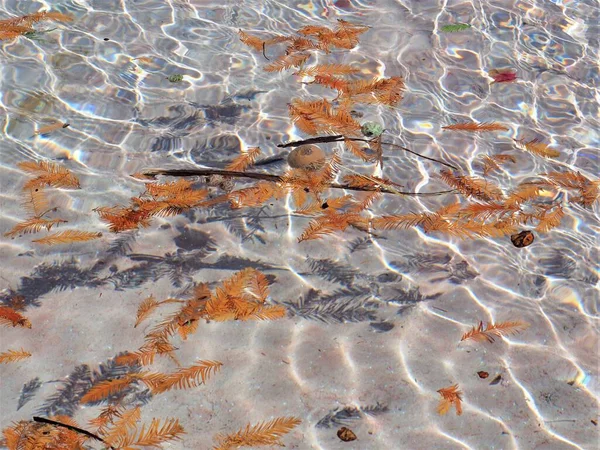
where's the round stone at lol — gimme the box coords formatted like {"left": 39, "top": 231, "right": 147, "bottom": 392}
{"left": 361, "top": 121, "right": 384, "bottom": 138}
{"left": 287, "top": 144, "right": 326, "bottom": 171}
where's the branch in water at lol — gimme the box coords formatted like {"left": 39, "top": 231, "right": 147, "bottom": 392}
{"left": 140, "top": 168, "right": 454, "bottom": 197}
{"left": 277, "top": 135, "right": 459, "bottom": 170}
{"left": 32, "top": 416, "right": 114, "bottom": 449}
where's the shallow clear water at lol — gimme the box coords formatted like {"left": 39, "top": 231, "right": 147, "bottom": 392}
{"left": 0, "top": 0, "right": 598, "bottom": 449}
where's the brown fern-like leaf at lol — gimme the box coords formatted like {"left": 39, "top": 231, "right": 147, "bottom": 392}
{"left": 264, "top": 52, "right": 311, "bottom": 72}
{"left": 134, "top": 295, "right": 160, "bottom": 328}
{"left": 80, "top": 374, "right": 143, "bottom": 404}
{"left": 22, "top": 187, "right": 49, "bottom": 218}
{"left": 238, "top": 29, "right": 264, "bottom": 51}
{"left": 504, "top": 182, "right": 547, "bottom": 207}
{"left": 103, "top": 407, "right": 141, "bottom": 445}
{"left": 436, "top": 384, "right": 462, "bottom": 416}
{"left": 439, "top": 170, "right": 504, "bottom": 202}
{"left": 443, "top": 122, "right": 509, "bottom": 132}
{"left": 514, "top": 138, "right": 560, "bottom": 158}
{"left": 481, "top": 154, "right": 516, "bottom": 176}
{"left": 344, "top": 138, "right": 374, "bottom": 162}
{"left": 295, "top": 63, "right": 359, "bottom": 77}
{"left": 116, "top": 418, "right": 185, "bottom": 448}
{"left": 249, "top": 305, "right": 287, "bottom": 320}
{"left": 457, "top": 202, "right": 518, "bottom": 221}
{"left": 213, "top": 416, "right": 301, "bottom": 450}
{"left": 32, "top": 230, "right": 102, "bottom": 245}
{"left": 535, "top": 205, "right": 565, "bottom": 233}
{"left": 371, "top": 213, "right": 432, "bottom": 231}
{"left": 149, "top": 360, "right": 223, "bottom": 394}
{"left": 461, "top": 320, "right": 529, "bottom": 343}
{"left": 19, "top": 161, "right": 81, "bottom": 189}
{"left": 0, "top": 306, "right": 32, "bottom": 328}
{"left": 0, "top": 349, "right": 31, "bottom": 364}
{"left": 225, "top": 147, "right": 262, "bottom": 172}
{"left": 4, "top": 217, "right": 67, "bottom": 237}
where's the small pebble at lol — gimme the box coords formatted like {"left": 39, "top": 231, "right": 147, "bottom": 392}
{"left": 361, "top": 121, "right": 384, "bottom": 138}
{"left": 167, "top": 74, "right": 184, "bottom": 82}
{"left": 511, "top": 230, "right": 534, "bottom": 248}
{"left": 337, "top": 427, "right": 357, "bottom": 442}
{"left": 287, "top": 144, "right": 326, "bottom": 171}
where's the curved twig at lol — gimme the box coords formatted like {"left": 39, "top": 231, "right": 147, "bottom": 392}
{"left": 140, "top": 168, "right": 454, "bottom": 197}
{"left": 277, "top": 135, "right": 459, "bottom": 170}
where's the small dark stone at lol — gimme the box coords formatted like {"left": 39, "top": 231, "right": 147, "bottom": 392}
{"left": 477, "top": 371, "right": 489, "bottom": 379}
{"left": 103, "top": 38, "right": 109, "bottom": 41}
{"left": 337, "top": 427, "right": 357, "bottom": 442}
{"left": 511, "top": 230, "right": 534, "bottom": 248}
{"left": 370, "top": 322, "right": 395, "bottom": 333}
{"left": 376, "top": 272, "right": 400, "bottom": 283}
{"left": 490, "top": 374, "right": 502, "bottom": 385}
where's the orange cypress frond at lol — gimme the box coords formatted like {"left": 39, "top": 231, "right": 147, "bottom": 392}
{"left": 310, "top": 74, "right": 350, "bottom": 92}
{"left": 461, "top": 320, "right": 529, "bottom": 343}
{"left": 89, "top": 404, "right": 124, "bottom": 435}
{"left": 19, "top": 161, "right": 81, "bottom": 189}
{"left": 32, "top": 230, "right": 102, "bottom": 245}
{"left": 0, "top": 349, "right": 31, "bottom": 364}
{"left": 0, "top": 306, "right": 31, "bottom": 328}
{"left": 481, "top": 154, "right": 516, "bottom": 176}
{"left": 22, "top": 188, "right": 49, "bottom": 218}
{"left": 145, "top": 179, "right": 194, "bottom": 198}
{"left": 149, "top": 360, "right": 223, "bottom": 394}
{"left": 349, "top": 192, "right": 381, "bottom": 212}
{"left": 297, "top": 25, "right": 334, "bottom": 37}
{"left": 572, "top": 180, "right": 600, "bottom": 207}
{"left": 225, "top": 147, "right": 262, "bottom": 172}
{"left": 295, "top": 63, "right": 359, "bottom": 77}
{"left": 103, "top": 407, "right": 141, "bottom": 445}
{"left": 439, "top": 170, "right": 504, "bottom": 202}
{"left": 457, "top": 202, "right": 518, "bottom": 221}
{"left": 542, "top": 171, "right": 591, "bottom": 189}
{"left": 264, "top": 52, "right": 311, "bottom": 72}
{"left": 371, "top": 213, "right": 432, "bottom": 230}
{"left": 118, "top": 418, "right": 184, "bottom": 448}
{"left": 0, "top": 30, "right": 23, "bottom": 40}
{"left": 238, "top": 29, "right": 264, "bottom": 51}
{"left": 436, "top": 384, "right": 462, "bottom": 416}
{"left": 80, "top": 374, "right": 144, "bottom": 404}
{"left": 504, "top": 183, "right": 547, "bottom": 207}
{"left": 0, "top": 10, "right": 73, "bottom": 28}
{"left": 285, "top": 36, "right": 323, "bottom": 53}
{"left": 535, "top": 205, "right": 565, "bottom": 232}
{"left": 514, "top": 138, "right": 560, "bottom": 158}
{"left": 340, "top": 76, "right": 405, "bottom": 106}
{"left": 4, "top": 217, "right": 67, "bottom": 237}
{"left": 250, "top": 305, "right": 287, "bottom": 320}
{"left": 227, "top": 181, "right": 280, "bottom": 209}
{"left": 244, "top": 270, "right": 271, "bottom": 302}
{"left": 443, "top": 122, "right": 509, "bottom": 132}
{"left": 134, "top": 295, "right": 160, "bottom": 328}
{"left": 342, "top": 174, "right": 403, "bottom": 190}
{"left": 344, "top": 138, "right": 375, "bottom": 162}
{"left": 213, "top": 416, "right": 301, "bottom": 450}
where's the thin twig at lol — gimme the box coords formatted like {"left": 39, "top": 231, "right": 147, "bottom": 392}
{"left": 262, "top": 42, "right": 269, "bottom": 60}
{"left": 32, "top": 416, "right": 114, "bottom": 449}
{"left": 140, "top": 168, "right": 454, "bottom": 197}
{"left": 277, "top": 135, "right": 459, "bottom": 170}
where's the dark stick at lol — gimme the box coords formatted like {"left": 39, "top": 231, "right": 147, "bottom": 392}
{"left": 277, "top": 135, "right": 345, "bottom": 148}
{"left": 32, "top": 416, "right": 114, "bottom": 449}
{"left": 262, "top": 42, "right": 269, "bottom": 60}
{"left": 140, "top": 168, "right": 454, "bottom": 197}
{"left": 277, "top": 135, "right": 459, "bottom": 170}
